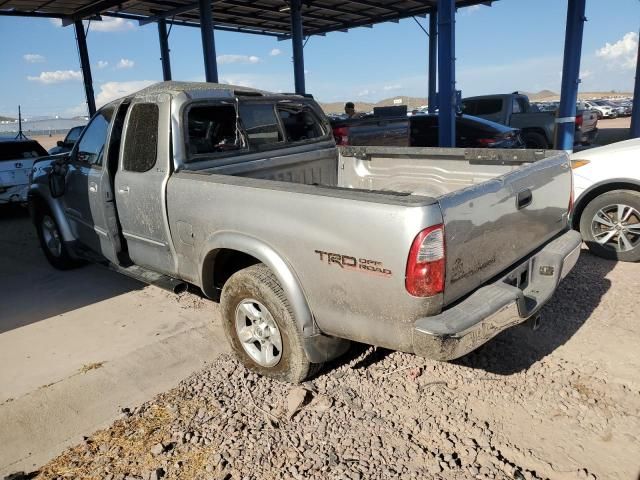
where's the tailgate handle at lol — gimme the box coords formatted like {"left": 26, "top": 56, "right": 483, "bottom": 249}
{"left": 516, "top": 189, "right": 532, "bottom": 209}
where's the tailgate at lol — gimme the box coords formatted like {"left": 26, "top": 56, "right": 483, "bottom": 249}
{"left": 439, "top": 150, "right": 572, "bottom": 305}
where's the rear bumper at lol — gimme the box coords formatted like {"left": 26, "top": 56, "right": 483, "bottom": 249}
{"left": 575, "top": 128, "right": 598, "bottom": 144}
{"left": 413, "top": 229, "right": 582, "bottom": 361}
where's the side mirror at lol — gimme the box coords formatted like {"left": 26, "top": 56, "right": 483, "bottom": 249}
{"left": 56, "top": 140, "right": 64, "bottom": 147}
{"left": 49, "top": 160, "right": 68, "bottom": 198}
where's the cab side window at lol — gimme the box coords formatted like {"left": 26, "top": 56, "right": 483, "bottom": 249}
{"left": 76, "top": 108, "right": 114, "bottom": 167}
{"left": 123, "top": 103, "right": 159, "bottom": 173}
{"left": 277, "top": 105, "right": 325, "bottom": 142}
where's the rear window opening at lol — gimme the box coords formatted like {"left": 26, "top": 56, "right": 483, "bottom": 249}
{"left": 187, "top": 104, "right": 244, "bottom": 157}
{"left": 277, "top": 105, "right": 325, "bottom": 142}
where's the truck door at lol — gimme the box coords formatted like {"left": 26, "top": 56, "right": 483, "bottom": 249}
{"left": 114, "top": 96, "right": 176, "bottom": 275}
{"left": 61, "top": 106, "right": 122, "bottom": 263}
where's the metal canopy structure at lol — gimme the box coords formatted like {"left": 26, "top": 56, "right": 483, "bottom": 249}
{"left": 1, "top": 0, "right": 639, "bottom": 148}
{"left": 0, "top": 0, "right": 490, "bottom": 37}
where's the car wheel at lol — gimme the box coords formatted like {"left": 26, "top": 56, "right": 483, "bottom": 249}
{"left": 35, "top": 208, "right": 81, "bottom": 270}
{"left": 220, "top": 264, "right": 321, "bottom": 383}
{"left": 522, "top": 131, "right": 549, "bottom": 149}
{"left": 579, "top": 190, "right": 640, "bottom": 262}
{"left": 596, "top": 111, "right": 603, "bottom": 120}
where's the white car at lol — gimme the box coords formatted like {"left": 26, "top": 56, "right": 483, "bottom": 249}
{"left": 582, "top": 100, "right": 618, "bottom": 119}
{"left": 0, "top": 137, "right": 48, "bottom": 204}
{"left": 570, "top": 137, "right": 640, "bottom": 261}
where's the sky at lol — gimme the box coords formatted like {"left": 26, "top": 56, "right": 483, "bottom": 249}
{"left": 0, "top": 0, "right": 638, "bottom": 118}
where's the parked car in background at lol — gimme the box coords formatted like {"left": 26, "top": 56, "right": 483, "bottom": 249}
{"left": 29, "top": 81, "right": 580, "bottom": 383}
{"left": 582, "top": 100, "right": 618, "bottom": 119}
{"left": 0, "top": 137, "right": 47, "bottom": 204}
{"left": 570, "top": 137, "right": 640, "bottom": 262}
{"left": 331, "top": 111, "right": 524, "bottom": 148}
{"left": 48, "top": 125, "right": 85, "bottom": 155}
{"left": 461, "top": 93, "right": 598, "bottom": 148}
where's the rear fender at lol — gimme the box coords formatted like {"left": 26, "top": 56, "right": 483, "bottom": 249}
{"left": 199, "top": 231, "right": 316, "bottom": 336}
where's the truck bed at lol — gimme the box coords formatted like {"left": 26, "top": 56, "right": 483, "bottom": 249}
{"left": 185, "top": 145, "right": 571, "bottom": 308}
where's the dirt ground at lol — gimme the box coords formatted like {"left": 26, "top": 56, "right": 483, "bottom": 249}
{"left": 21, "top": 245, "right": 639, "bottom": 480}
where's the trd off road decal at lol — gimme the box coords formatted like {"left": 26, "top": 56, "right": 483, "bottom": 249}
{"left": 314, "top": 250, "right": 392, "bottom": 277}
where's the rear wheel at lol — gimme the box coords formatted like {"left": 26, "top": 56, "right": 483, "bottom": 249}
{"left": 579, "top": 190, "right": 640, "bottom": 262}
{"left": 220, "top": 264, "right": 320, "bottom": 383}
{"left": 35, "top": 209, "right": 80, "bottom": 270}
{"left": 522, "top": 131, "right": 549, "bottom": 149}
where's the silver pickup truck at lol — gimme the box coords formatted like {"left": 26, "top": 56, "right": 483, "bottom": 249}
{"left": 29, "top": 82, "right": 581, "bottom": 383}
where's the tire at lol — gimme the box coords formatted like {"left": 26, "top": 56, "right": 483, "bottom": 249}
{"left": 522, "top": 131, "right": 549, "bottom": 149}
{"left": 35, "top": 208, "right": 81, "bottom": 270}
{"left": 220, "top": 264, "right": 320, "bottom": 383}
{"left": 579, "top": 190, "right": 640, "bottom": 262}
{"left": 596, "top": 111, "right": 603, "bottom": 120}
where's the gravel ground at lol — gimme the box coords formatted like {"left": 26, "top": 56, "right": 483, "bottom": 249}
{"left": 13, "top": 250, "right": 640, "bottom": 480}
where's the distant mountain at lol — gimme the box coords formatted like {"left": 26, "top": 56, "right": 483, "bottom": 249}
{"left": 0, "top": 115, "right": 16, "bottom": 122}
{"left": 320, "top": 96, "right": 428, "bottom": 114}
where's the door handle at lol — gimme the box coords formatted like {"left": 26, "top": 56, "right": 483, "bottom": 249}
{"left": 118, "top": 186, "right": 130, "bottom": 195}
{"left": 516, "top": 189, "right": 533, "bottom": 210}
{"left": 88, "top": 182, "right": 98, "bottom": 193}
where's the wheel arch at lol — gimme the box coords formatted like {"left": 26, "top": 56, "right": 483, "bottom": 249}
{"left": 520, "top": 127, "right": 551, "bottom": 147}
{"left": 27, "top": 187, "right": 76, "bottom": 243}
{"left": 199, "top": 232, "right": 317, "bottom": 338}
{"left": 571, "top": 179, "right": 640, "bottom": 229}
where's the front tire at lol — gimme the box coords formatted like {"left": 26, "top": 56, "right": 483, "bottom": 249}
{"left": 220, "top": 264, "right": 320, "bottom": 383}
{"left": 579, "top": 190, "right": 640, "bottom": 262}
{"left": 35, "top": 208, "right": 80, "bottom": 270}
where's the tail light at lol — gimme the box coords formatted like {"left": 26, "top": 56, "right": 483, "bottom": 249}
{"left": 406, "top": 224, "right": 445, "bottom": 297}
{"left": 476, "top": 137, "right": 499, "bottom": 147}
{"left": 575, "top": 114, "right": 583, "bottom": 128}
{"left": 333, "top": 126, "right": 350, "bottom": 146}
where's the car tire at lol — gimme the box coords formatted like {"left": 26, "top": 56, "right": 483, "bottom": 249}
{"left": 595, "top": 111, "right": 603, "bottom": 120}
{"left": 522, "top": 131, "right": 549, "bottom": 149}
{"left": 220, "top": 264, "right": 321, "bottom": 383}
{"left": 579, "top": 190, "right": 640, "bottom": 262}
{"left": 35, "top": 208, "right": 82, "bottom": 270}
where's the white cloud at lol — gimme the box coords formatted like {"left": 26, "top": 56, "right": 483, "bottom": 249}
{"left": 461, "top": 5, "right": 482, "bottom": 16}
{"left": 596, "top": 32, "right": 638, "bottom": 70}
{"left": 95, "top": 80, "right": 156, "bottom": 107}
{"left": 23, "top": 53, "right": 45, "bottom": 63}
{"left": 97, "top": 60, "right": 109, "bottom": 69}
{"left": 357, "top": 89, "right": 372, "bottom": 97}
{"left": 580, "top": 70, "right": 593, "bottom": 80}
{"left": 90, "top": 17, "right": 135, "bottom": 32}
{"left": 48, "top": 16, "right": 134, "bottom": 32}
{"left": 383, "top": 84, "right": 401, "bottom": 91}
{"left": 269, "top": 48, "right": 282, "bottom": 56}
{"left": 217, "top": 54, "right": 260, "bottom": 65}
{"left": 116, "top": 58, "right": 135, "bottom": 69}
{"left": 219, "top": 77, "right": 256, "bottom": 88}
{"left": 27, "top": 70, "right": 82, "bottom": 84}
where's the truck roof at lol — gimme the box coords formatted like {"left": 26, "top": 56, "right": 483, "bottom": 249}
{"left": 130, "top": 81, "right": 286, "bottom": 101}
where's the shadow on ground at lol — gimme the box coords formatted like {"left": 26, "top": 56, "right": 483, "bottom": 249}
{"left": 0, "top": 211, "right": 143, "bottom": 333}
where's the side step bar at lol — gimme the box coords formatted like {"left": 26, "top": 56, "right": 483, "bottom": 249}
{"left": 108, "top": 264, "right": 188, "bottom": 294}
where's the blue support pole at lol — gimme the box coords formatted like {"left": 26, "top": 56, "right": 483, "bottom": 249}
{"left": 290, "top": 0, "right": 306, "bottom": 94}
{"left": 428, "top": 11, "right": 438, "bottom": 114}
{"left": 437, "top": 0, "right": 455, "bottom": 147}
{"left": 158, "top": 18, "right": 172, "bottom": 81}
{"left": 555, "top": 0, "right": 586, "bottom": 151}
{"left": 198, "top": 0, "right": 218, "bottom": 83}
{"left": 630, "top": 29, "right": 640, "bottom": 139}
{"left": 74, "top": 20, "right": 96, "bottom": 117}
